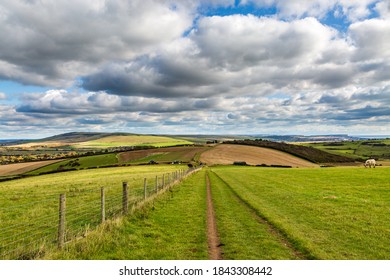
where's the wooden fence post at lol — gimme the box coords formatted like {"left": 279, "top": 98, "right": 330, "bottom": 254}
{"left": 58, "top": 193, "right": 66, "bottom": 249}
{"left": 162, "top": 174, "right": 165, "bottom": 188}
{"left": 155, "top": 175, "right": 158, "bottom": 193}
{"left": 144, "top": 178, "right": 147, "bottom": 200}
{"left": 101, "top": 187, "right": 105, "bottom": 223}
{"left": 122, "top": 182, "right": 128, "bottom": 215}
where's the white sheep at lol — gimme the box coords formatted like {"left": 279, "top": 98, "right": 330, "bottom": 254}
{"left": 364, "top": 159, "right": 376, "bottom": 168}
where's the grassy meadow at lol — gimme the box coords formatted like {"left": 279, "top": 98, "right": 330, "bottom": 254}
{"left": 26, "top": 153, "right": 119, "bottom": 175}
{"left": 2, "top": 163, "right": 389, "bottom": 260}
{"left": 302, "top": 139, "right": 390, "bottom": 160}
{"left": 0, "top": 165, "right": 185, "bottom": 259}
{"left": 211, "top": 166, "right": 390, "bottom": 259}
{"left": 45, "top": 169, "right": 208, "bottom": 260}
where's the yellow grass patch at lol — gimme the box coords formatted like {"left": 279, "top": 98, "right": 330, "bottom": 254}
{"left": 75, "top": 135, "right": 192, "bottom": 148}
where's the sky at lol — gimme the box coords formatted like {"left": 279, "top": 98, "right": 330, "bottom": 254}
{"left": 0, "top": 0, "right": 390, "bottom": 139}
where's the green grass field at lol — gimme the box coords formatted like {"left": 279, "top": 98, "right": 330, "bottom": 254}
{"left": 211, "top": 166, "right": 390, "bottom": 259}
{"left": 45, "top": 170, "right": 208, "bottom": 260}
{"left": 26, "top": 153, "right": 119, "bottom": 175}
{"left": 0, "top": 165, "right": 185, "bottom": 259}
{"left": 2, "top": 165, "right": 389, "bottom": 260}
{"left": 303, "top": 140, "right": 390, "bottom": 160}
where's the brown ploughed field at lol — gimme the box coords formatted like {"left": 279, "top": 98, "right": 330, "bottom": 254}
{"left": 0, "top": 160, "right": 63, "bottom": 176}
{"left": 200, "top": 144, "right": 318, "bottom": 167}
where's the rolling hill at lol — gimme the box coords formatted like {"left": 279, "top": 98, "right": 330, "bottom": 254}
{"left": 6, "top": 132, "right": 193, "bottom": 149}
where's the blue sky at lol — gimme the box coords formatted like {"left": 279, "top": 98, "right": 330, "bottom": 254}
{"left": 0, "top": 0, "right": 389, "bottom": 139}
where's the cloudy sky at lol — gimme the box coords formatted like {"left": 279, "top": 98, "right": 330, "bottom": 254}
{"left": 0, "top": 0, "right": 389, "bottom": 138}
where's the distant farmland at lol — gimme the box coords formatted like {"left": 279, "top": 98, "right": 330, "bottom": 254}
{"left": 118, "top": 146, "right": 209, "bottom": 164}
{"left": 302, "top": 139, "right": 390, "bottom": 161}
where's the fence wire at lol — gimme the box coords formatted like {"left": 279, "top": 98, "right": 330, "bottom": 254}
{"left": 0, "top": 167, "right": 201, "bottom": 259}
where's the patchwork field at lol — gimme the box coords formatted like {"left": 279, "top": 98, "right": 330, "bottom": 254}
{"left": 303, "top": 139, "right": 390, "bottom": 161}
{"left": 3, "top": 136, "right": 389, "bottom": 260}
{"left": 200, "top": 144, "right": 318, "bottom": 167}
{"left": 1, "top": 142, "right": 336, "bottom": 177}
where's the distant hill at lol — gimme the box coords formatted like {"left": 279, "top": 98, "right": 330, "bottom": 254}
{"left": 40, "top": 132, "right": 135, "bottom": 143}
{"left": 4, "top": 132, "right": 194, "bottom": 149}
{"left": 224, "top": 139, "right": 355, "bottom": 163}
{"left": 252, "top": 134, "right": 360, "bottom": 142}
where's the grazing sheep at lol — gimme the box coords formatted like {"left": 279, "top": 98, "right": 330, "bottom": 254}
{"left": 364, "top": 159, "right": 376, "bottom": 168}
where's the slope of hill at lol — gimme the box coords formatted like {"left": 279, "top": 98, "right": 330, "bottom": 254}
{"left": 40, "top": 132, "right": 111, "bottom": 143}
{"left": 74, "top": 135, "right": 193, "bottom": 148}
{"left": 224, "top": 139, "right": 355, "bottom": 163}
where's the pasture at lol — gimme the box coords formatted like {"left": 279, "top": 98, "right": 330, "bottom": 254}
{"left": 26, "top": 153, "right": 119, "bottom": 175}
{"left": 0, "top": 165, "right": 186, "bottom": 259}
{"left": 31, "top": 165, "right": 390, "bottom": 260}
{"left": 303, "top": 139, "right": 390, "bottom": 161}
{"left": 210, "top": 166, "right": 390, "bottom": 259}
{"left": 45, "top": 169, "right": 209, "bottom": 260}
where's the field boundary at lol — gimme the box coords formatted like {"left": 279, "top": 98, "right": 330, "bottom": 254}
{"left": 209, "top": 170, "right": 316, "bottom": 260}
{"left": 0, "top": 166, "right": 202, "bottom": 260}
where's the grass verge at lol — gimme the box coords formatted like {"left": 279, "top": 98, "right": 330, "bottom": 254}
{"left": 43, "top": 169, "right": 208, "bottom": 259}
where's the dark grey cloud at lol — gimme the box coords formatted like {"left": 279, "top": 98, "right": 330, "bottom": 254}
{"left": 82, "top": 53, "right": 219, "bottom": 98}
{"left": 14, "top": 90, "right": 225, "bottom": 116}
{"left": 312, "top": 67, "right": 355, "bottom": 88}
{"left": 0, "top": 0, "right": 193, "bottom": 86}
{"left": 332, "top": 106, "right": 390, "bottom": 121}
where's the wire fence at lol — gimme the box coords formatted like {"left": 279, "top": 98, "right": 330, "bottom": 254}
{"left": 0, "top": 167, "right": 202, "bottom": 259}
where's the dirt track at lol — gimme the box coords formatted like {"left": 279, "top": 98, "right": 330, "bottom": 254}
{"left": 206, "top": 174, "right": 222, "bottom": 260}
{"left": 200, "top": 144, "right": 318, "bottom": 167}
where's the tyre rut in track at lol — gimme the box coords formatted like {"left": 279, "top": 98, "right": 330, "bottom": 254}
{"left": 210, "top": 171, "right": 313, "bottom": 260}
{"left": 206, "top": 174, "right": 223, "bottom": 260}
